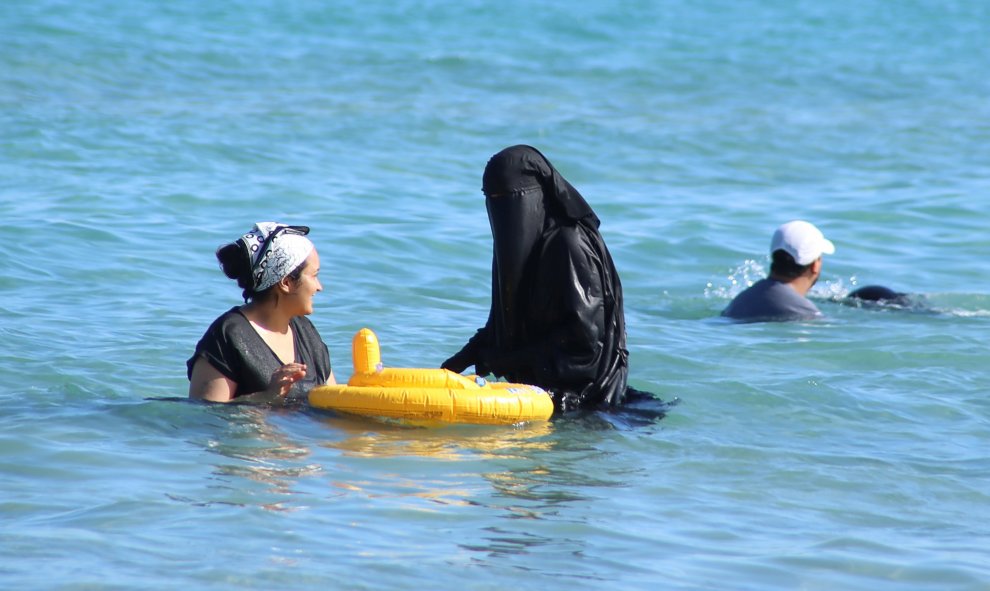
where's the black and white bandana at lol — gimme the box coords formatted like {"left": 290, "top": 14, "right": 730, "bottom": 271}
{"left": 239, "top": 222, "right": 314, "bottom": 292}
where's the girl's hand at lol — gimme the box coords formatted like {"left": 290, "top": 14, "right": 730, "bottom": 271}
{"left": 269, "top": 363, "right": 308, "bottom": 397}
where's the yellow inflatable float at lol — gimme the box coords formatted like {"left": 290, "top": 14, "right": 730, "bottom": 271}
{"left": 308, "top": 328, "right": 554, "bottom": 424}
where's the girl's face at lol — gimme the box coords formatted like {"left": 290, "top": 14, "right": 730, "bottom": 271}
{"left": 286, "top": 249, "right": 323, "bottom": 316}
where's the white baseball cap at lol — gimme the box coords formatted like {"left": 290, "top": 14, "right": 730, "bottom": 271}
{"left": 770, "top": 220, "right": 835, "bottom": 265}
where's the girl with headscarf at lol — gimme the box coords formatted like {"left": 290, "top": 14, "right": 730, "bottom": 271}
{"left": 187, "top": 222, "right": 335, "bottom": 403}
{"left": 442, "top": 145, "right": 630, "bottom": 411}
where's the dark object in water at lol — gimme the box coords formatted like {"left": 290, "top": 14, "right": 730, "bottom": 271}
{"left": 847, "top": 285, "right": 911, "bottom": 306}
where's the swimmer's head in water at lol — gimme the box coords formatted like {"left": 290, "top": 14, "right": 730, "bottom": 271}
{"left": 847, "top": 285, "right": 912, "bottom": 306}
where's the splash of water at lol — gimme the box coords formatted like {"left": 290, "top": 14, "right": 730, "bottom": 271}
{"left": 704, "top": 258, "right": 767, "bottom": 300}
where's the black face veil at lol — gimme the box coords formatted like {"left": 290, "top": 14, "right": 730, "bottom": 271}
{"left": 483, "top": 146, "right": 601, "bottom": 343}
{"left": 484, "top": 182, "right": 545, "bottom": 344}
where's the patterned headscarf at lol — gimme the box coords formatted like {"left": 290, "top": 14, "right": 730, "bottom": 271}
{"left": 239, "top": 222, "right": 314, "bottom": 292}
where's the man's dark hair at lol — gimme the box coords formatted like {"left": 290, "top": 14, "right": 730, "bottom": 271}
{"left": 770, "top": 249, "right": 812, "bottom": 279}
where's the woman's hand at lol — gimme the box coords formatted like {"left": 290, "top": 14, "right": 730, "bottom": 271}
{"left": 268, "top": 363, "right": 308, "bottom": 397}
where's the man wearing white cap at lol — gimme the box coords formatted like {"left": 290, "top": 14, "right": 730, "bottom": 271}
{"left": 721, "top": 220, "right": 836, "bottom": 322}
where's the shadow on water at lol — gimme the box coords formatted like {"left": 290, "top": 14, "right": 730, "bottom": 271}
{"left": 553, "top": 388, "right": 681, "bottom": 431}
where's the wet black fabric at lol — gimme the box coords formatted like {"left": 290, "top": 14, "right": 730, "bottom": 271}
{"left": 187, "top": 307, "right": 332, "bottom": 399}
{"left": 443, "top": 145, "right": 629, "bottom": 411}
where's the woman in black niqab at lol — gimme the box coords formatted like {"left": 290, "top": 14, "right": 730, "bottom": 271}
{"left": 442, "top": 145, "right": 630, "bottom": 411}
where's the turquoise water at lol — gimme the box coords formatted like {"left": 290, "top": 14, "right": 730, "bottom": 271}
{"left": 3, "top": 1, "right": 989, "bottom": 589}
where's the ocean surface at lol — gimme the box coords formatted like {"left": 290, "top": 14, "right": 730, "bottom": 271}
{"left": 2, "top": 1, "right": 989, "bottom": 589}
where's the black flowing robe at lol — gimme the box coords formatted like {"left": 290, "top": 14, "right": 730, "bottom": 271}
{"left": 444, "top": 145, "right": 629, "bottom": 411}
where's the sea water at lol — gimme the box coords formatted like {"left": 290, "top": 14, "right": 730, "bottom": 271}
{"left": 2, "top": 1, "right": 989, "bottom": 589}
